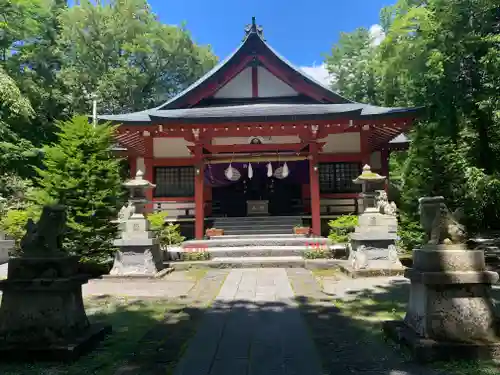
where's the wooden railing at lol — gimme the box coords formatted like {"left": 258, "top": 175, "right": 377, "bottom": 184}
{"left": 303, "top": 197, "right": 359, "bottom": 216}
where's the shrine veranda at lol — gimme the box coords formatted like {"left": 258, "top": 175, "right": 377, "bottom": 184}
{"left": 99, "top": 18, "right": 420, "bottom": 240}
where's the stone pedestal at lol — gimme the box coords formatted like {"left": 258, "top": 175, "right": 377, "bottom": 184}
{"left": 383, "top": 244, "right": 500, "bottom": 362}
{"left": 109, "top": 214, "right": 164, "bottom": 277}
{"left": 110, "top": 238, "right": 163, "bottom": 277}
{"left": 109, "top": 170, "right": 165, "bottom": 278}
{"left": 342, "top": 209, "right": 403, "bottom": 277}
{"left": 0, "top": 256, "right": 110, "bottom": 361}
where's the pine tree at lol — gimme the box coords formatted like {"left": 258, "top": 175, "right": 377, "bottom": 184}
{"left": 33, "top": 115, "right": 126, "bottom": 265}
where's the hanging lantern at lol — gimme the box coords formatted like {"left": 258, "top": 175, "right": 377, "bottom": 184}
{"left": 282, "top": 162, "right": 289, "bottom": 178}
{"left": 248, "top": 163, "right": 253, "bottom": 179}
{"left": 224, "top": 164, "right": 240, "bottom": 181}
{"left": 267, "top": 162, "right": 273, "bottom": 178}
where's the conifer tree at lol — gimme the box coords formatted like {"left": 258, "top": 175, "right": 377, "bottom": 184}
{"left": 33, "top": 115, "right": 125, "bottom": 265}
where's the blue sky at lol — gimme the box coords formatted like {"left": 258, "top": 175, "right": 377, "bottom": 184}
{"left": 149, "top": 0, "right": 392, "bottom": 83}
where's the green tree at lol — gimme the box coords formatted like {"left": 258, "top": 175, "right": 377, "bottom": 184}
{"left": 33, "top": 116, "right": 126, "bottom": 264}
{"left": 325, "top": 0, "right": 500, "bottom": 247}
{"left": 4, "top": 0, "right": 70, "bottom": 145}
{"left": 57, "top": 0, "right": 218, "bottom": 115}
{"left": 0, "top": 68, "right": 39, "bottom": 178}
{"left": 325, "top": 28, "right": 380, "bottom": 104}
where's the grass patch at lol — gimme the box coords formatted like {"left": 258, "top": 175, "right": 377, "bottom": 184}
{"left": 337, "top": 296, "right": 404, "bottom": 322}
{"left": 311, "top": 268, "right": 341, "bottom": 279}
{"left": 436, "top": 360, "right": 499, "bottom": 375}
{"left": 185, "top": 268, "right": 208, "bottom": 281}
{"left": 0, "top": 296, "right": 193, "bottom": 375}
{"left": 334, "top": 285, "right": 500, "bottom": 375}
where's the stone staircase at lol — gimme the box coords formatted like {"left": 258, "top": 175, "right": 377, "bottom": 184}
{"left": 177, "top": 233, "right": 331, "bottom": 267}
{"left": 212, "top": 215, "right": 302, "bottom": 236}
{"left": 169, "top": 215, "right": 346, "bottom": 268}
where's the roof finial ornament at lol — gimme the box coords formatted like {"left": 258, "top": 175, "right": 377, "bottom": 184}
{"left": 244, "top": 16, "right": 264, "bottom": 39}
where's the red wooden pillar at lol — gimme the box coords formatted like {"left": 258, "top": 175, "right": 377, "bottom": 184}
{"left": 194, "top": 144, "right": 205, "bottom": 239}
{"left": 360, "top": 124, "right": 371, "bottom": 165}
{"left": 144, "top": 134, "right": 154, "bottom": 212}
{"left": 129, "top": 156, "right": 137, "bottom": 178}
{"left": 309, "top": 142, "right": 321, "bottom": 236}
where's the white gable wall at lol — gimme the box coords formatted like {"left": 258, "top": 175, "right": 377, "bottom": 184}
{"left": 257, "top": 67, "right": 298, "bottom": 97}
{"left": 213, "top": 67, "right": 252, "bottom": 98}
{"left": 212, "top": 66, "right": 299, "bottom": 99}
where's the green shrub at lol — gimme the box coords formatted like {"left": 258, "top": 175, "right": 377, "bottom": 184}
{"left": 32, "top": 116, "right": 126, "bottom": 266}
{"left": 181, "top": 251, "right": 210, "bottom": 261}
{"left": 303, "top": 249, "right": 332, "bottom": 259}
{"left": 147, "top": 212, "right": 185, "bottom": 247}
{"left": 397, "top": 218, "right": 424, "bottom": 253}
{"left": 328, "top": 214, "right": 358, "bottom": 243}
{"left": 0, "top": 205, "right": 42, "bottom": 251}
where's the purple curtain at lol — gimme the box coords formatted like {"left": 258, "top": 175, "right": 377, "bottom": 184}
{"left": 204, "top": 160, "right": 310, "bottom": 187}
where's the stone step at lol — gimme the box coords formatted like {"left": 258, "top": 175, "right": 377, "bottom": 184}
{"left": 223, "top": 228, "right": 293, "bottom": 235}
{"left": 172, "top": 256, "right": 306, "bottom": 269}
{"left": 182, "top": 236, "right": 330, "bottom": 248}
{"left": 213, "top": 216, "right": 302, "bottom": 225}
{"left": 170, "top": 244, "right": 347, "bottom": 259}
{"left": 211, "top": 234, "right": 306, "bottom": 239}
{"left": 214, "top": 223, "right": 296, "bottom": 229}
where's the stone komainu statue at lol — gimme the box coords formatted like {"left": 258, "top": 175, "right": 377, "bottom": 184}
{"left": 20, "top": 205, "right": 67, "bottom": 256}
{"left": 118, "top": 201, "right": 135, "bottom": 222}
{"left": 419, "top": 197, "right": 466, "bottom": 245}
{"left": 376, "top": 190, "right": 397, "bottom": 216}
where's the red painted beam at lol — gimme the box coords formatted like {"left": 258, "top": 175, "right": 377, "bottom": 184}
{"left": 185, "top": 55, "right": 254, "bottom": 107}
{"left": 147, "top": 124, "right": 355, "bottom": 139}
{"left": 204, "top": 142, "right": 309, "bottom": 154}
{"left": 252, "top": 65, "right": 258, "bottom": 98}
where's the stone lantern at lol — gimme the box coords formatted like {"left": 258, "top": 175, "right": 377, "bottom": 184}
{"left": 353, "top": 164, "right": 386, "bottom": 214}
{"left": 120, "top": 170, "right": 155, "bottom": 239}
{"left": 341, "top": 165, "right": 403, "bottom": 276}
{"left": 110, "top": 170, "right": 164, "bottom": 276}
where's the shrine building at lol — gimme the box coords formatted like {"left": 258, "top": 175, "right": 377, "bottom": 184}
{"left": 98, "top": 18, "right": 419, "bottom": 239}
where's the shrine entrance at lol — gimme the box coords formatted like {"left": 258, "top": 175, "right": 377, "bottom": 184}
{"left": 209, "top": 161, "right": 305, "bottom": 217}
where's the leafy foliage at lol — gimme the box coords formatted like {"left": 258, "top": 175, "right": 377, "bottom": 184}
{"left": 181, "top": 252, "right": 210, "bottom": 261}
{"left": 303, "top": 249, "right": 333, "bottom": 259}
{"left": 147, "top": 212, "right": 185, "bottom": 247}
{"left": 0, "top": 68, "right": 40, "bottom": 177}
{"left": 32, "top": 116, "right": 126, "bottom": 264}
{"left": 0, "top": 206, "right": 40, "bottom": 250}
{"left": 57, "top": 0, "right": 217, "bottom": 115}
{"left": 328, "top": 215, "right": 359, "bottom": 243}
{"left": 326, "top": 0, "right": 500, "bottom": 249}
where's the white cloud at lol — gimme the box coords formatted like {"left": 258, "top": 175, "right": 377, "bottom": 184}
{"left": 299, "top": 63, "right": 334, "bottom": 87}
{"left": 369, "top": 24, "right": 386, "bottom": 46}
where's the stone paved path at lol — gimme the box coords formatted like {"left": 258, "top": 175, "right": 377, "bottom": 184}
{"left": 83, "top": 271, "right": 197, "bottom": 298}
{"left": 173, "top": 268, "right": 323, "bottom": 375}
